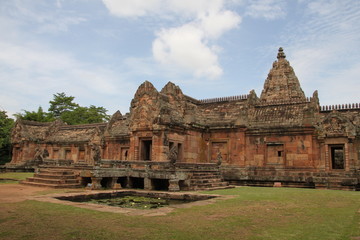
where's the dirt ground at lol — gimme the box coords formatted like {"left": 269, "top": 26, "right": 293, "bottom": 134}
{"left": 0, "top": 184, "right": 50, "bottom": 203}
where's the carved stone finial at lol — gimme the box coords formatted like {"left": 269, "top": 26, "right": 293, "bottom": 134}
{"left": 277, "top": 47, "right": 286, "bottom": 59}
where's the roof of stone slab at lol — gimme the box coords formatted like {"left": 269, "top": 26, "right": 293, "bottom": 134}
{"left": 46, "top": 127, "right": 102, "bottom": 143}
{"left": 105, "top": 111, "right": 129, "bottom": 137}
{"left": 196, "top": 99, "right": 248, "bottom": 126}
{"left": 248, "top": 102, "right": 311, "bottom": 127}
{"left": 12, "top": 120, "right": 52, "bottom": 142}
{"left": 12, "top": 119, "right": 108, "bottom": 143}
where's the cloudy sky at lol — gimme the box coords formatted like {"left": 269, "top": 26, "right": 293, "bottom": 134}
{"left": 1, "top": 0, "right": 359, "bottom": 117}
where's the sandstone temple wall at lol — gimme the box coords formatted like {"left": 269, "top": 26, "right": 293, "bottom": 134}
{"left": 6, "top": 48, "right": 360, "bottom": 190}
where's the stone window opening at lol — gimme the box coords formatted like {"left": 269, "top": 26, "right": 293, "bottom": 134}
{"left": 178, "top": 143, "right": 183, "bottom": 161}
{"left": 64, "top": 149, "right": 72, "bottom": 160}
{"left": 266, "top": 143, "right": 284, "bottom": 165}
{"left": 78, "top": 146, "right": 85, "bottom": 161}
{"left": 121, "top": 147, "right": 129, "bottom": 160}
{"left": 52, "top": 149, "right": 59, "bottom": 159}
{"left": 330, "top": 145, "right": 345, "bottom": 170}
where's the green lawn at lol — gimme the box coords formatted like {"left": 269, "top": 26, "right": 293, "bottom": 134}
{"left": 0, "top": 179, "right": 359, "bottom": 240}
{"left": 0, "top": 172, "right": 34, "bottom": 183}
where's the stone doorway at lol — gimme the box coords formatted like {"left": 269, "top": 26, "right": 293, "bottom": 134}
{"left": 140, "top": 139, "right": 152, "bottom": 161}
{"left": 330, "top": 145, "right": 344, "bottom": 169}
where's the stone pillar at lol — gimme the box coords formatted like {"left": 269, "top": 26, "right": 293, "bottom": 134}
{"left": 324, "top": 144, "right": 329, "bottom": 171}
{"left": 169, "top": 179, "right": 180, "bottom": 192}
{"left": 144, "top": 177, "right": 152, "bottom": 190}
{"left": 345, "top": 143, "right": 350, "bottom": 171}
{"left": 91, "top": 177, "right": 102, "bottom": 190}
{"left": 109, "top": 177, "right": 119, "bottom": 189}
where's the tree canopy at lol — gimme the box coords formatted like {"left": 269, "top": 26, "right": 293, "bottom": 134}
{"left": 15, "top": 93, "right": 110, "bottom": 125}
{"left": 0, "top": 111, "right": 14, "bottom": 164}
{"left": 13, "top": 106, "right": 54, "bottom": 122}
{"left": 48, "top": 92, "right": 79, "bottom": 117}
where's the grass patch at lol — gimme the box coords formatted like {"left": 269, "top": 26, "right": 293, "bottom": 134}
{"left": 0, "top": 172, "right": 34, "bottom": 181}
{"left": 0, "top": 172, "right": 34, "bottom": 184}
{"left": 0, "top": 186, "right": 359, "bottom": 240}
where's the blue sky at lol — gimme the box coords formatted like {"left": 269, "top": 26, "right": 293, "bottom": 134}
{"left": 1, "top": 0, "right": 359, "bottom": 117}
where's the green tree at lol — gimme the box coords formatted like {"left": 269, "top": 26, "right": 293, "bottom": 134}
{"left": 0, "top": 111, "right": 14, "bottom": 164}
{"left": 61, "top": 105, "right": 110, "bottom": 125}
{"left": 14, "top": 106, "right": 54, "bottom": 122}
{"left": 14, "top": 93, "right": 109, "bottom": 126}
{"left": 48, "top": 92, "right": 79, "bottom": 118}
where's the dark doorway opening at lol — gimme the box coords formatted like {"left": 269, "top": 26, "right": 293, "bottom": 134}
{"left": 331, "top": 145, "right": 345, "bottom": 169}
{"left": 101, "top": 177, "right": 114, "bottom": 188}
{"left": 81, "top": 177, "right": 92, "bottom": 187}
{"left": 151, "top": 179, "right": 169, "bottom": 191}
{"left": 117, "top": 177, "right": 128, "bottom": 188}
{"left": 141, "top": 139, "right": 152, "bottom": 160}
{"left": 129, "top": 177, "right": 144, "bottom": 189}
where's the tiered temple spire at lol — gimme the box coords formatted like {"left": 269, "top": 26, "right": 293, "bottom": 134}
{"left": 260, "top": 47, "right": 306, "bottom": 103}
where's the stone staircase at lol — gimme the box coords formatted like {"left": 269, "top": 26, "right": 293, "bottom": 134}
{"left": 313, "top": 176, "right": 359, "bottom": 190}
{"left": 21, "top": 168, "right": 82, "bottom": 188}
{"left": 190, "top": 170, "right": 231, "bottom": 191}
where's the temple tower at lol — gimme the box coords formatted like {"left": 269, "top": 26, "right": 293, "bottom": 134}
{"left": 260, "top": 47, "right": 306, "bottom": 103}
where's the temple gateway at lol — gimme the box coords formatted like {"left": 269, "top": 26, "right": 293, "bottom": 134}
{"left": 7, "top": 48, "right": 360, "bottom": 191}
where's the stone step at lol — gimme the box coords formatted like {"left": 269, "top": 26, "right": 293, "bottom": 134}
{"left": 196, "top": 181, "right": 228, "bottom": 187}
{"left": 192, "top": 175, "right": 222, "bottom": 179}
{"left": 38, "top": 169, "right": 75, "bottom": 175}
{"left": 191, "top": 178, "right": 223, "bottom": 184}
{"left": 21, "top": 167, "right": 82, "bottom": 189}
{"left": 194, "top": 182, "right": 229, "bottom": 190}
{"left": 34, "top": 173, "right": 77, "bottom": 179}
{"left": 196, "top": 185, "right": 235, "bottom": 191}
{"left": 192, "top": 172, "right": 221, "bottom": 176}
{"left": 26, "top": 177, "right": 79, "bottom": 184}
{"left": 21, "top": 181, "right": 81, "bottom": 189}
{"left": 314, "top": 177, "right": 358, "bottom": 184}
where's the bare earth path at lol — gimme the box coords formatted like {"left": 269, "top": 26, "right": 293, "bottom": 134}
{"left": 0, "top": 184, "right": 50, "bottom": 203}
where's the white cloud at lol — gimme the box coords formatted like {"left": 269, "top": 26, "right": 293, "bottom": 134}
{"left": 102, "top": 0, "right": 162, "bottom": 17}
{"left": 102, "top": 0, "right": 241, "bottom": 79}
{"left": 199, "top": 10, "right": 241, "bottom": 39}
{"left": 102, "top": 0, "right": 226, "bottom": 18}
{"left": 245, "top": 0, "right": 286, "bottom": 20}
{"left": 153, "top": 24, "right": 223, "bottom": 79}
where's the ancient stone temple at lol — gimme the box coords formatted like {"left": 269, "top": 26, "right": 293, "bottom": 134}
{"left": 6, "top": 48, "right": 360, "bottom": 191}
